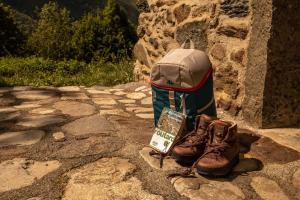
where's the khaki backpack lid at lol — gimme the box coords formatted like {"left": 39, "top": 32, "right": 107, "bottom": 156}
{"left": 151, "top": 40, "right": 212, "bottom": 91}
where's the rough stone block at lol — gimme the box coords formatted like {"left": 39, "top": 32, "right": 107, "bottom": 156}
{"left": 221, "top": 0, "right": 249, "bottom": 17}
{"left": 176, "top": 19, "right": 208, "bottom": 51}
{"left": 217, "top": 24, "right": 249, "bottom": 39}
{"left": 173, "top": 4, "right": 191, "bottom": 23}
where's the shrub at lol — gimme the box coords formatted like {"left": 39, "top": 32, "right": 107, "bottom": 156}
{"left": 0, "top": 3, "right": 25, "bottom": 56}
{"left": 72, "top": 0, "right": 137, "bottom": 62}
{"left": 27, "top": 2, "right": 73, "bottom": 59}
{"left": 0, "top": 57, "right": 134, "bottom": 86}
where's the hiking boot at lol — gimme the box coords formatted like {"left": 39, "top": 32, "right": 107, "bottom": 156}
{"left": 171, "top": 114, "right": 215, "bottom": 165}
{"left": 196, "top": 120, "right": 239, "bottom": 176}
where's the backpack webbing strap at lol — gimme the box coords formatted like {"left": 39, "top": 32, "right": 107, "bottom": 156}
{"left": 169, "top": 91, "right": 176, "bottom": 110}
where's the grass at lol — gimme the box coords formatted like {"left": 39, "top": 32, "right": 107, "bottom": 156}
{"left": 0, "top": 56, "right": 134, "bottom": 87}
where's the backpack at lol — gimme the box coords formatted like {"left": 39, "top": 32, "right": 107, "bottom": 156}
{"left": 151, "top": 39, "right": 217, "bottom": 132}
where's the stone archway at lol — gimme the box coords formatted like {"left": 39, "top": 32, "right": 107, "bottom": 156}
{"left": 243, "top": 0, "right": 300, "bottom": 128}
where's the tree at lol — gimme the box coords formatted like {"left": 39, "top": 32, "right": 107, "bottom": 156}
{"left": 0, "top": 4, "right": 25, "bottom": 56}
{"left": 72, "top": 0, "right": 137, "bottom": 62}
{"left": 27, "top": 1, "right": 72, "bottom": 59}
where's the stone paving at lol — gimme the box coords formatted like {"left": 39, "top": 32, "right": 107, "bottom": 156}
{"left": 0, "top": 83, "right": 300, "bottom": 200}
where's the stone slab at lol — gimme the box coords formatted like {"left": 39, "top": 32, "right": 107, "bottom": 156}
{"left": 63, "top": 157, "right": 163, "bottom": 200}
{"left": 114, "top": 91, "right": 127, "bottom": 96}
{"left": 135, "top": 85, "right": 148, "bottom": 92}
{"left": 126, "top": 92, "right": 147, "bottom": 100}
{"left": 136, "top": 113, "right": 154, "bottom": 119}
{"left": 52, "top": 136, "right": 122, "bottom": 159}
{"left": 58, "top": 86, "right": 81, "bottom": 92}
{"left": 92, "top": 98, "right": 117, "bottom": 105}
{"left": 0, "top": 158, "right": 61, "bottom": 193}
{"left": 141, "top": 97, "right": 153, "bottom": 105}
{"left": 14, "top": 103, "right": 41, "bottom": 109}
{"left": 61, "top": 93, "right": 89, "bottom": 100}
{"left": 0, "top": 107, "right": 18, "bottom": 113}
{"left": 251, "top": 176, "right": 289, "bottom": 200}
{"left": 292, "top": 168, "right": 300, "bottom": 189}
{"left": 17, "top": 115, "right": 65, "bottom": 128}
{"left": 87, "top": 89, "right": 111, "bottom": 94}
{"left": 30, "top": 108, "right": 56, "bottom": 115}
{"left": 53, "top": 101, "right": 96, "bottom": 117}
{"left": 118, "top": 99, "right": 136, "bottom": 104}
{"left": 258, "top": 128, "right": 300, "bottom": 152}
{"left": 172, "top": 177, "right": 245, "bottom": 200}
{"left": 0, "top": 130, "right": 45, "bottom": 147}
{"left": 0, "top": 112, "right": 20, "bottom": 122}
{"left": 126, "top": 107, "right": 153, "bottom": 113}
{"left": 13, "top": 90, "right": 56, "bottom": 100}
{"left": 139, "top": 147, "right": 183, "bottom": 171}
{"left": 62, "top": 114, "right": 115, "bottom": 136}
{"left": 99, "top": 109, "right": 130, "bottom": 117}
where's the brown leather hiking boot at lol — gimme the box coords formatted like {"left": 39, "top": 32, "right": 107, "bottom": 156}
{"left": 171, "top": 115, "right": 215, "bottom": 164}
{"left": 196, "top": 120, "right": 239, "bottom": 176}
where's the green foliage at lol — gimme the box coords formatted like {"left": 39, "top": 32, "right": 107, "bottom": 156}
{"left": 0, "top": 0, "right": 137, "bottom": 87}
{"left": 0, "top": 57, "right": 134, "bottom": 86}
{"left": 0, "top": 4, "right": 25, "bottom": 56}
{"left": 27, "top": 2, "right": 73, "bottom": 59}
{"left": 72, "top": 0, "right": 137, "bottom": 62}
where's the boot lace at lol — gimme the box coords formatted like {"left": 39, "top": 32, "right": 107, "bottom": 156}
{"left": 177, "top": 128, "right": 207, "bottom": 147}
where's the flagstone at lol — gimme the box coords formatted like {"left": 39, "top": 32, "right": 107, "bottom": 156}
{"left": 0, "top": 158, "right": 61, "bottom": 193}
{"left": 126, "top": 92, "right": 147, "bottom": 100}
{"left": 30, "top": 108, "right": 56, "bottom": 115}
{"left": 58, "top": 86, "right": 81, "bottom": 92}
{"left": 118, "top": 99, "right": 136, "bottom": 104}
{"left": 13, "top": 90, "right": 56, "bottom": 100}
{"left": 17, "top": 115, "right": 65, "bottom": 128}
{"left": 14, "top": 103, "right": 41, "bottom": 109}
{"left": 61, "top": 93, "right": 89, "bottom": 100}
{"left": 100, "top": 109, "right": 130, "bottom": 117}
{"left": 139, "top": 147, "right": 183, "bottom": 171}
{"left": 92, "top": 98, "right": 117, "bottom": 105}
{"left": 135, "top": 85, "right": 147, "bottom": 92}
{"left": 251, "top": 176, "right": 289, "bottom": 200}
{"left": 0, "top": 130, "right": 45, "bottom": 147}
{"left": 172, "top": 177, "right": 245, "bottom": 200}
{"left": 63, "top": 157, "right": 163, "bottom": 200}
{"left": 53, "top": 101, "right": 96, "bottom": 117}
{"left": 136, "top": 113, "right": 154, "bottom": 119}
{"left": 0, "top": 112, "right": 20, "bottom": 122}
{"left": 108, "top": 88, "right": 124, "bottom": 92}
{"left": 62, "top": 115, "right": 115, "bottom": 136}
{"left": 114, "top": 91, "right": 127, "bottom": 96}
{"left": 292, "top": 168, "right": 300, "bottom": 189}
{"left": 141, "top": 97, "right": 153, "bottom": 105}
{"left": 0, "top": 107, "right": 18, "bottom": 113}
{"left": 87, "top": 89, "right": 111, "bottom": 94}
{"left": 126, "top": 107, "right": 153, "bottom": 113}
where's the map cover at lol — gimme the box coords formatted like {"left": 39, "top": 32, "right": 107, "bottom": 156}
{"left": 149, "top": 108, "right": 186, "bottom": 154}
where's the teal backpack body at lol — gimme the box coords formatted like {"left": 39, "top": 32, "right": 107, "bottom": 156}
{"left": 151, "top": 40, "right": 217, "bottom": 131}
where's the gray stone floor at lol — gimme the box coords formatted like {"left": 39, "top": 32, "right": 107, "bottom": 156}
{"left": 0, "top": 83, "right": 299, "bottom": 200}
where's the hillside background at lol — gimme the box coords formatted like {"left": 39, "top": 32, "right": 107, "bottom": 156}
{"left": 3, "top": 0, "right": 138, "bottom": 23}
{"left": 0, "top": 0, "right": 139, "bottom": 87}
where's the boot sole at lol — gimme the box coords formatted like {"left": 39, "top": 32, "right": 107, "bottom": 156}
{"left": 196, "top": 155, "right": 239, "bottom": 177}
{"left": 172, "top": 152, "right": 199, "bottom": 166}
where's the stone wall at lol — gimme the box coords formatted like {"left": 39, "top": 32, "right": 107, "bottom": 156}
{"left": 134, "top": 0, "right": 251, "bottom": 118}
{"left": 243, "top": 0, "right": 300, "bottom": 128}
{"left": 134, "top": 0, "right": 300, "bottom": 128}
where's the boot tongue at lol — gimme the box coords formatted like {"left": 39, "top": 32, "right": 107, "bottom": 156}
{"left": 197, "top": 115, "right": 211, "bottom": 130}
{"left": 213, "top": 124, "right": 227, "bottom": 143}
{"left": 198, "top": 120, "right": 209, "bottom": 130}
